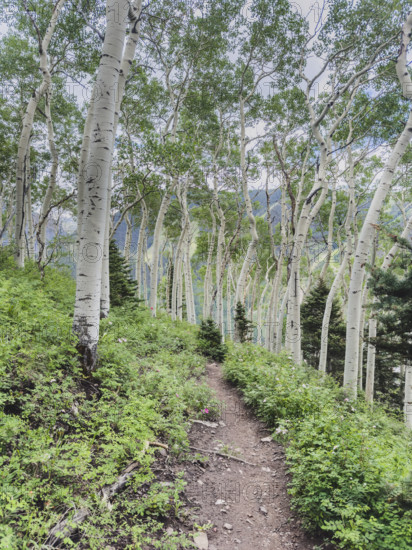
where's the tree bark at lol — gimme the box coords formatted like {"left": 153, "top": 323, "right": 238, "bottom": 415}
{"left": 100, "top": 0, "right": 142, "bottom": 317}
{"left": 73, "top": 0, "right": 129, "bottom": 373}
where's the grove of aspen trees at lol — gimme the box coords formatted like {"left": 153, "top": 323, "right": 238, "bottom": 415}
{"left": 0, "top": 1, "right": 412, "bottom": 549}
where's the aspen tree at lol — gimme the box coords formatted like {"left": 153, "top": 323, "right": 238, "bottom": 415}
{"left": 15, "top": 0, "right": 66, "bottom": 266}
{"left": 343, "top": 9, "right": 412, "bottom": 396}
{"left": 73, "top": 0, "right": 129, "bottom": 372}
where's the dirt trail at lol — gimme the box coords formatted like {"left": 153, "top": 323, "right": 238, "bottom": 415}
{"left": 182, "top": 362, "right": 327, "bottom": 550}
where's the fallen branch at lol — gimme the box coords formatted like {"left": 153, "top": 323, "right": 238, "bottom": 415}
{"left": 148, "top": 441, "right": 169, "bottom": 450}
{"left": 42, "top": 440, "right": 167, "bottom": 547}
{"left": 101, "top": 461, "right": 141, "bottom": 508}
{"left": 42, "top": 507, "right": 90, "bottom": 548}
{"left": 189, "top": 446, "right": 256, "bottom": 466}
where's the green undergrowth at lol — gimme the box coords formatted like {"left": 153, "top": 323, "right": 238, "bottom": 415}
{"left": 0, "top": 252, "right": 217, "bottom": 549}
{"left": 223, "top": 342, "right": 412, "bottom": 550}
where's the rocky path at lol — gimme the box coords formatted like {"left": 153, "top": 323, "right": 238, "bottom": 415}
{"left": 181, "top": 362, "right": 327, "bottom": 550}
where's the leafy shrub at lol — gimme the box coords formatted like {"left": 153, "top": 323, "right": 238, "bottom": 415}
{"left": 0, "top": 260, "right": 215, "bottom": 548}
{"left": 197, "top": 318, "right": 227, "bottom": 362}
{"left": 223, "top": 342, "right": 412, "bottom": 549}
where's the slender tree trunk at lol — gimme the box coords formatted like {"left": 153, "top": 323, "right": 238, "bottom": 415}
{"left": 0, "top": 188, "right": 3, "bottom": 246}
{"left": 214, "top": 179, "right": 226, "bottom": 331}
{"left": 319, "top": 143, "right": 355, "bottom": 372}
{"left": 136, "top": 197, "right": 148, "bottom": 299}
{"left": 6, "top": 188, "right": 14, "bottom": 245}
{"left": 276, "top": 288, "right": 288, "bottom": 354}
{"left": 172, "top": 224, "right": 186, "bottom": 321}
{"left": 143, "top": 234, "right": 148, "bottom": 304}
{"left": 203, "top": 207, "right": 216, "bottom": 319}
{"left": 124, "top": 213, "right": 132, "bottom": 263}
{"left": 73, "top": 0, "right": 128, "bottom": 373}
{"left": 26, "top": 183, "right": 35, "bottom": 260}
{"left": 15, "top": 0, "right": 66, "bottom": 267}
{"left": 235, "top": 99, "right": 259, "bottom": 310}
{"left": 226, "top": 263, "right": 232, "bottom": 337}
{"left": 149, "top": 184, "right": 175, "bottom": 315}
{"left": 100, "top": 185, "right": 112, "bottom": 318}
{"left": 320, "top": 181, "right": 337, "bottom": 281}
{"left": 37, "top": 92, "right": 58, "bottom": 264}
{"left": 286, "top": 147, "right": 329, "bottom": 361}
{"left": 269, "top": 260, "right": 283, "bottom": 352}
{"left": 405, "top": 364, "right": 412, "bottom": 429}
{"left": 257, "top": 268, "right": 271, "bottom": 346}
{"left": 358, "top": 282, "right": 369, "bottom": 390}
{"left": 177, "top": 245, "right": 184, "bottom": 321}
{"left": 344, "top": 12, "right": 412, "bottom": 395}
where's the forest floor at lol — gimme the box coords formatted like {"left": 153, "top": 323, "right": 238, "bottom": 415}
{"left": 169, "top": 362, "right": 330, "bottom": 550}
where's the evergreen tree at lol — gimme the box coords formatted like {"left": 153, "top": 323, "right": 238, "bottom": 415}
{"left": 369, "top": 254, "right": 412, "bottom": 409}
{"left": 301, "top": 280, "right": 345, "bottom": 380}
{"left": 234, "top": 301, "right": 254, "bottom": 343}
{"left": 197, "top": 318, "right": 227, "bottom": 362}
{"left": 369, "top": 267, "right": 412, "bottom": 362}
{"left": 109, "top": 240, "right": 138, "bottom": 308}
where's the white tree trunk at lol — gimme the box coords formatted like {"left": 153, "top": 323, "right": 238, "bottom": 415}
{"left": 37, "top": 92, "right": 58, "bottom": 264}
{"left": 15, "top": 0, "right": 66, "bottom": 267}
{"left": 214, "top": 178, "right": 226, "bottom": 331}
{"left": 203, "top": 207, "right": 216, "bottom": 319}
{"left": 73, "top": 0, "right": 128, "bottom": 372}
{"left": 358, "top": 283, "right": 369, "bottom": 390}
{"left": 249, "top": 263, "right": 260, "bottom": 325}
{"left": 76, "top": 93, "right": 96, "bottom": 253}
{"left": 143, "top": 234, "right": 148, "bottom": 304}
{"left": 149, "top": 184, "right": 175, "bottom": 315}
{"left": 0, "top": 189, "right": 3, "bottom": 246}
{"left": 319, "top": 140, "right": 356, "bottom": 372}
{"left": 343, "top": 11, "right": 412, "bottom": 394}
{"left": 286, "top": 147, "right": 329, "bottom": 362}
{"left": 226, "top": 263, "right": 233, "bottom": 337}
{"left": 100, "top": 185, "right": 112, "bottom": 318}
{"left": 257, "top": 270, "right": 271, "bottom": 346}
{"left": 171, "top": 224, "right": 186, "bottom": 321}
{"left": 6, "top": 188, "right": 14, "bottom": 245}
{"left": 405, "top": 364, "right": 412, "bottom": 429}
{"left": 276, "top": 287, "right": 289, "bottom": 354}
{"left": 136, "top": 196, "right": 148, "bottom": 299}
{"left": 99, "top": 0, "right": 142, "bottom": 317}
{"left": 26, "top": 183, "right": 35, "bottom": 260}
{"left": 124, "top": 213, "right": 132, "bottom": 263}
{"left": 269, "top": 259, "right": 283, "bottom": 352}
{"left": 235, "top": 99, "right": 259, "bottom": 309}
{"left": 320, "top": 182, "right": 337, "bottom": 281}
